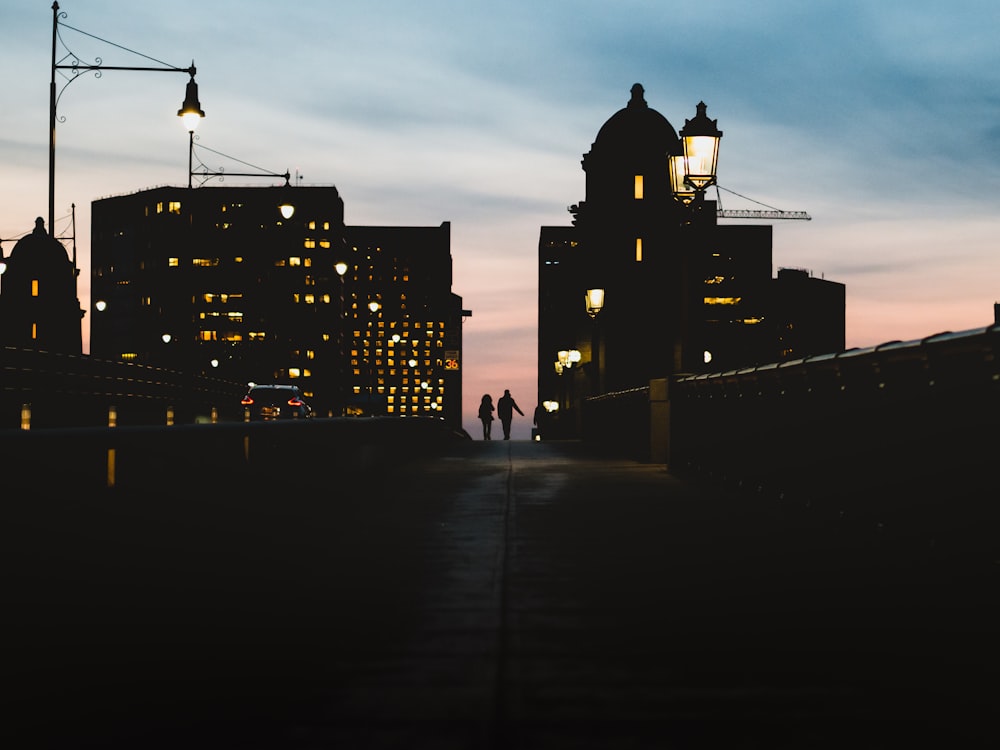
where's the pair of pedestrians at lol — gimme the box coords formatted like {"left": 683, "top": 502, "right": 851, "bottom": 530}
{"left": 477, "top": 389, "right": 523, "bottom": 440}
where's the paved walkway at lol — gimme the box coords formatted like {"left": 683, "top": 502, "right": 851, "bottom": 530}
{"left": 7, "top": 438, "right": 997, "bottom": 748}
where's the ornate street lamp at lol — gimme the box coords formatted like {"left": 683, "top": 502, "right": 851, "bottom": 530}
{"left": 678, "top": 101, "right": 723, "bottom": 194}
{"left": 49, "top": 2, "right": 200, "bottom": 234}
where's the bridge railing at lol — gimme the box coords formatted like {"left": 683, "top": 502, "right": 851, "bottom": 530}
{"left": 0, "top": 346, "right": 247, "bottom": 429}
{"left": 664, "top": 325, "right": 1000, "bottom": 501}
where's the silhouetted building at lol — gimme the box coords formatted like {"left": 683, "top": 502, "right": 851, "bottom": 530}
{"left": 90, "top": 186, "right": 466, "bottom": 428}
{"left": 772, "top": 267, "right": 846, "bottom": 360}
{"left": 538, "top": 84, "right": 846, "bottom": 423}
{"left": 0, "top": 217, "right": 84, "bottom": 354}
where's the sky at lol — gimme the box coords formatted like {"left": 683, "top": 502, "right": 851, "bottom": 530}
{"left": 2, "top": 0, "right": 1000, "bottom": 440}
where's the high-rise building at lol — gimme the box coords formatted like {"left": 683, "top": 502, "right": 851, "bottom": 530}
{"left": 90, "top": 185, "right": 466, "bottom": 428}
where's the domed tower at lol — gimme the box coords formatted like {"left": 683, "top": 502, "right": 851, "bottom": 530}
{"left": 573, "top": 84, "right": 693, "bottom": 391}
{"left": 581, "top": 83, "right": 682, "bottom": 221}
{"left": 0, "top": 218, "right": 84, "bottom": 353}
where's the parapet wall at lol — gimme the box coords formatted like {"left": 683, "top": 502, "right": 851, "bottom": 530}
{"left": 667, "top": 325, "right": 1000, "bottom": 502}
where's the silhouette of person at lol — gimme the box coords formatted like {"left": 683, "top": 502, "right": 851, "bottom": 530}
{"left": 478, "top": 393, "right": 495, "bottom": 440}
{"left": 532, "top": 403, "right": 546, "bottom": 440}
{"left": 496, "top": 389, "right": 524, "bottom": 440}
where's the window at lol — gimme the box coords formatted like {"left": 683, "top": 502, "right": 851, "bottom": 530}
{"left": 634, "top": 175, "right": 643, "bottom": 199}
{"left": 31, "top": 279, "right": 39, "bottom": 296}
{"left": 168, "top": 201, "right": 181, "bottom": 214}
{"left": 635, "top": 237, "right": 643, "bottom": 262}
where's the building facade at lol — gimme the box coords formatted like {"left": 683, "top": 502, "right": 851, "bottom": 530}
{"left": 90, "top": 185, "right": 466, "bottom": 428}
{"left": 538, "top": 84, "right": 845, "bottom": 431}
{"left": 0, "top": 217, "right": 84, "bottom": 354}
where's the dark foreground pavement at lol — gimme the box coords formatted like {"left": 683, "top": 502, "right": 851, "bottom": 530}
{"left": 6, "top": 437, "right": 997, "bottom": 748}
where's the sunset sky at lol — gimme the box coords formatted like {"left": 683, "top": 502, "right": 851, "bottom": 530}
{"left": 2, "top": 1, "right": 999, "bottom": 439}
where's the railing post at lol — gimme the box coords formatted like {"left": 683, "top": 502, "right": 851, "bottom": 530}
{"left": 107, "top": 405, "right": 117, "bottom": 488}
{"left": 649, "top": 378, "right": 670, "bottom": 465}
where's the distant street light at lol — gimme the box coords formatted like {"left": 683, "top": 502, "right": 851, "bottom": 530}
{"left": 585, "top": 288, "right": 605, "bottom": 318}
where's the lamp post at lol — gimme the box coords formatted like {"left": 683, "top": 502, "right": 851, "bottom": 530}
{"left": 335, "top": 261, "right": 348, "bottom": 415}
{"left": 48, "top": 2, "right": 201, "bottom": 234}
{"left": 586, "top": 288, "right": 605, "bottom": 395}
{"left": 669, "top": 102, "right": 722, "bottom": 373}
{"left": 366, "top": 300, "right": 381, "bottom": 415}
{"left": 187, "top": 139, "right": 293, "bottom": 199}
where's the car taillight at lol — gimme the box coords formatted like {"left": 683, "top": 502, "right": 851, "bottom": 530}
{"left": 240, "top": 396, "right": 254, "bottom": 405}
{"left": 288, "top": 397, "right": 303, "bottom": 406}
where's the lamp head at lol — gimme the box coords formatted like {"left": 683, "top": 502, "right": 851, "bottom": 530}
{"left": 585, "top": 288, "right": 605, "bottom": 317}
{"left": 679, "top": 101, "right": 722, "bottom": 192}
{"left": 178, "top": 66, "right": 206, "bottom": 132}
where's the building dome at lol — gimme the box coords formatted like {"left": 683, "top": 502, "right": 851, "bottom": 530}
{"left": 592, "top": 83, "right": 681, "bottom": 156}
{"left": 7, "top": 217, "right": 73, "bottom": 272}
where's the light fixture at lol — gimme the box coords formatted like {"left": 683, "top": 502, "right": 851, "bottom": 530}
{"left": 669, "top": 154, "right": 695, "bottom": 206}
{"left": 368, "top": 301, "right": 381, "bottom": 313}
{"left": 586, "top": 288, "right": 605, "bottom": 318}
{"left": 678, "top": 101, "right": 722, "bottom": 193}
{"left": 177, "top": 67, "right": 206, "bottom": 132}
{"left": 161, "top": 333, "right": 172, "bottom": 344}
{"left": 95, "top": 300, "right": 107, "bottom": 311}
{"left": 335, "top": 261, "right": 348, "bottom": 276}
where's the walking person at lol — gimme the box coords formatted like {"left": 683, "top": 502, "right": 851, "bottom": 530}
{"left": 477, "top": 393, "right": 495, "bottom": 440}
{"left": 496, "top": 389, "right": 524, "bottom": 440}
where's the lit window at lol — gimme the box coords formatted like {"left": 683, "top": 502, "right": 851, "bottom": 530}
{"left": 704, "top": 297, "right": 742, "bottom": 305}
{"left": 289, "top": 256, "right": 302, "bottom": 266}
{"left": 31, "top": 279, "right": 39, "bottom": 296}
{"left": 634, "top": 175, "right": 643, "bottom": 199}
{"left": 168, "top": 201, "right": 181, "bottom": 214}
{"left": 635, "top": 237, "right": 643, "bottom": 262}
{"left": 303, "top": 239, "right": 316, "bottom": 249}
{"left": 168, "top": 258, "right": 179, "bottom": 267}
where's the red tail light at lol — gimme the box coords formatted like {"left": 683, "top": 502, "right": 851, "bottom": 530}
{"left": 287, "top": 397, "right": 304, "bottom": 407}
{"left": 240, "top": 396, "right": 254, "bottom": 405}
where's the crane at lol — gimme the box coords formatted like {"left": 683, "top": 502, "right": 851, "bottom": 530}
{"left": 714, "top": 185, "right": 811, "bottom": 221}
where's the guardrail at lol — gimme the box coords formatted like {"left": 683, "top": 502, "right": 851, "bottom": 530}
{"left": 667, "top": 325, "right": 1000, "bottom": 501}
{"left": 1, "top": 416, "right": 471, "bottom": 498}
{"left": 0, "top": 346, "right": 247, "bottom": 429}
{"left": 580, "top": 325, "right": 1000, "bottom": 497}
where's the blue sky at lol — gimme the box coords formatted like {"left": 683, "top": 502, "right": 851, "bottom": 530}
{"left": 3, "top": 0, "right": 1000, "bottom": 438}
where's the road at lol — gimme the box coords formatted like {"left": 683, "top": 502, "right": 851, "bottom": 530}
{"left": 6, "top": 438, "right": 997, "bottom": 748}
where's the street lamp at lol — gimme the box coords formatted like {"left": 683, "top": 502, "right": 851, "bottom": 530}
{"left": 670, "top": 101, "right": 723, "bottom": 220}
{"left": 48, "top": 2, "right": 201, "bottom": 234}
{"left": 585, "top": 288, "right": 605, "bottom": 318}
{"left": 585, "top": 288, "right": 605, "bottom": 395}
{"left": 366, "top": 301, "right": 381, "bottom": 415}
{"left": 334, "top": 261, "right": 348, "bottom": 415}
